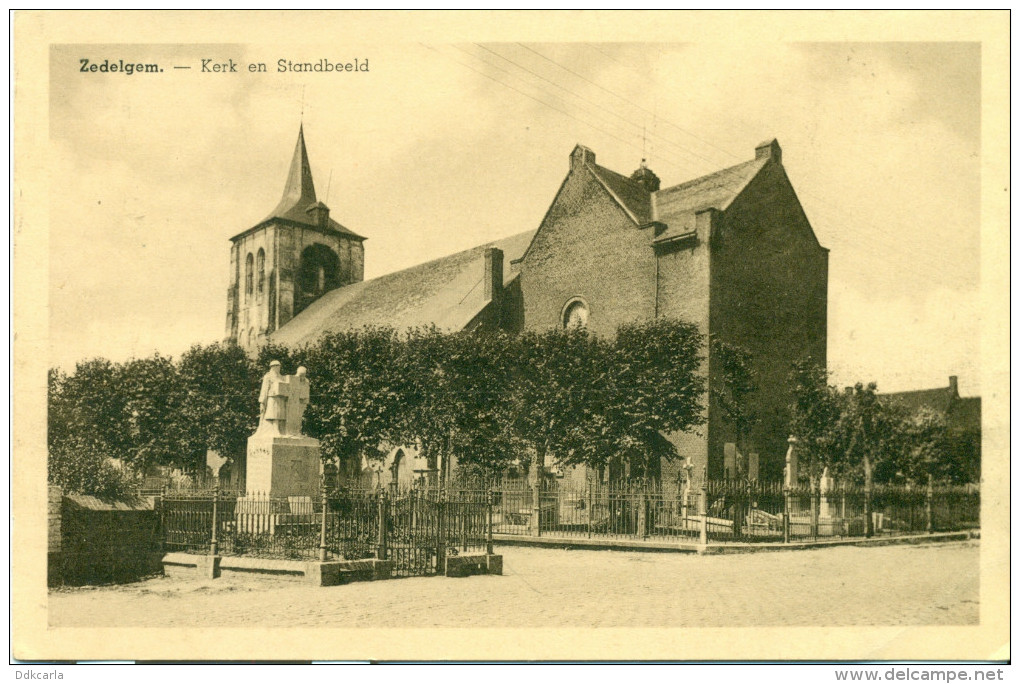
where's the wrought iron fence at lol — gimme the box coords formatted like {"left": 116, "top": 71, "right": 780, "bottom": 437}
{"left": 160, "top": 485, "right": 494, "bottom": 576}
{"left": 463, "top": 477, "right": 980, "bottom": 545}
{"left": 159, "top": 478, "right": 978, "bottom": 561}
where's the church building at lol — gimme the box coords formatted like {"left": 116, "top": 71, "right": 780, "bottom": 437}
{"left": 225, "top": 127, "right": 828, "bottom": 482}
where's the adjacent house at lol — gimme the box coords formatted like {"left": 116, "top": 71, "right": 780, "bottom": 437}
{"left": 880, "top": 375, "right": 982, "bottom": 482}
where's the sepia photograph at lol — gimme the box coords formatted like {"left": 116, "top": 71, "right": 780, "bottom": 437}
{"left": 12, "top": 10, "right": 1010, "bottom": 665}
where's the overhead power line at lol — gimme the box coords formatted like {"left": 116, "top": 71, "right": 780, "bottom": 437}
{"left": 420, "top": 42, "right": 971, "bottom": 285}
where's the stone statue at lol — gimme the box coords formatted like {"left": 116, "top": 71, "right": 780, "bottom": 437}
{"left": 819, "top": 465, "right": 835, "bottom": 518}
{"left": 678, "top": 456, "right": 694, "bottom": 487}
{"left": 247, "top": 362, "right": 320, "bottom": 497}
{"left": 256, "top": 361, "right": 311, "bottom": 437}
{"left": 819, "top": 466, "right": 833, "bottom": 495}
{"left": 283, "top": 366, "right": 311, "bottom": 437}
{"left": 257, "top": 360, "right": 286, "bottom": 435}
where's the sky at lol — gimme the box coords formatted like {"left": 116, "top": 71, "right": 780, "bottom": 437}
{"left": 47, "top": 40, "right": 984, "bottom": 395}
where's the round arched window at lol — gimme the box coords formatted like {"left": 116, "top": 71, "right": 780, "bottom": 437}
{"left": 562, "top": 298, "right": 589, "bottom": 329}
{"left": 244, "top": 253, "right": 254, "bottom": 300}
{"left": 256, "top": 249, "right": 266, "bottom": 301}
{"left": 298, "top": 244, "right": 341, "bottom": 296}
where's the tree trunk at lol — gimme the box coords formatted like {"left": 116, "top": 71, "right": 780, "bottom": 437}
{"left": 530, "top": 444, "right": 546, "bottom": 536}
{"left": 863, "top": 453, "right": 874, "bottom": 538}
{"left": 425, "top": 452, "right": 439, "bottom": 489}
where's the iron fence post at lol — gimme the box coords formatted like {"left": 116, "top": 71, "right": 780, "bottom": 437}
{"left": 926, "top": 473, "right": 934, "bottom": 534}
{"left": 159, "top": 485, "right": 168, "bottom": 552}
{"left": 745, "top": 478, "right": 753, "bottom": 540}
{"left": 637, "top": 481, "right": 648, "bottom": 539}
{"left": 698, "top": 475, "right": 708, "bottom": 546}
{"left": 810, "top": 478, "right": 819, "bottom": 540}
{"left": 587, "top": 480, "right": 593, "bottom": 539}
{"left": 864, "top": 481, "right": 874, "bottom": 538}
{"left": 318, "top": 480, "right": 328, "bottom": 562}
{"left": 376, "top": 490, "right": 389, "bottom": 560}
{"left": 460, "top": 489, "right": 468, "bottom": 552}
{"left": 436, "top": 490, "right": 447, "bottom": 574}
{"left": 210, "top": 485, "right": 219, "bottom": 557}
{"left": 531, "top": 471, "right": 542, "bottom": 538}
{"left": 486, "top": 489, "right": 494, "bottom": 555}
{"left": 840, "top": 483, "right": 847, "bottom": 537}
{"left": 782, "top": 484, "right": 790, "bottom": 544}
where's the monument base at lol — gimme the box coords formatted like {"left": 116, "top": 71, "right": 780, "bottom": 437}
{"left": 246, "top": 434, "right": 321, "bottom": 497}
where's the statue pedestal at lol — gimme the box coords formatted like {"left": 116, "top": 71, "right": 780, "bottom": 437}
{"left": 245, "top": 434, "right": 321, "bottom": 497}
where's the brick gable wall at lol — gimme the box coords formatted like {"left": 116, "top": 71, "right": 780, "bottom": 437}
{"left": 709, "top": 160, "right": 828, "bottom": 479}
{"left": 519, "top": 167, "right": 656, "bottom": 337}
{"left": 654, "top": 215, "right": 714, "bottom": 482}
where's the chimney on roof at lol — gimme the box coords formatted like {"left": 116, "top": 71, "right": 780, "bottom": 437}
{"left": 484, "top": 247, "right": 504, "bottom": 302}
{"left": 949, "top": 375, "right": 959, "bottom": 396}
{"left": 570, "top": 145, "right": 596, "bottom": 171}
{"left": 755, "top": 138, "right": 782, "bottom": 163}
{"left": 630, "top": 159, "right": 661, "bottom": 192}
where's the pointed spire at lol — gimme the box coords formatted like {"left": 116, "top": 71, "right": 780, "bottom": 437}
{"left": 264, "top": 124, "right": 320, "bottom": 223}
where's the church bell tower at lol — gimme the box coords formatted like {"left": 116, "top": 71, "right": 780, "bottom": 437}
{"left": 225, "top": 125, "right": 366, "bottom": 350}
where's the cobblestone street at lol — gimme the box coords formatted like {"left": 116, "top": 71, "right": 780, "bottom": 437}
{"left": 49, "top": 541, "right": 979, "bottom": 628}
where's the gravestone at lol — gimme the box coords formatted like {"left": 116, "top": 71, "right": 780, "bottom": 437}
{"left": 785, "top": 436, "right": 800, "bottom": 514}
{"left": 245, "top": 362, "right": 321, "bottom": 497}
{"left": 723, "top": 443, "right": 737, "bottom": 479}
{"left": 784, "top": 436, "right": 799, "bottom": 487}
{"left": 818, "top": 466, "right": 835, "bottom": 518}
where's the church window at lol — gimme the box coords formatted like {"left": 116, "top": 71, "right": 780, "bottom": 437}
{"left": 256, "top": 249, "right": 266, "bottom": 301}
{"left": 244, "top": 253, "right": 254, "bottom": 300}
{"left": 562, "top": 298, "right": 589, "bottom": 329}
{"left": 298, "top": 244, "right": 340, "bottom": 296}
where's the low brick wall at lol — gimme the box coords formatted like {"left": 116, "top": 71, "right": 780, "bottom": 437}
{"left": 445, "top": 553, "right": 503, "bottom": 577}
{"left": 48, "top": 488, "right": 163, "bottom": 587}
{"left": 162, "top": 552, "right": 394, "bottom": 586}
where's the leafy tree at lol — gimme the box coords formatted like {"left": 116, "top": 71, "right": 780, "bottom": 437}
{"left": 283, "top": 328, "right": 407, "bottom": 480}
{"left": 48, "top": 359, "right": 132, "bottom": 463}
{"left": 48, "top": 365, "right": 134, "bottom": 499}
{"left": 436, "top": 329, "right": 520, "bottom": 476}
{"left": 501, "top": 318, "right": 705, "bottom": 481}
{"left": 503, "top": 326, "right": 613, "bottom": 477}
{"left": 177, "top": 342, "right": 259, "bottom": 477}
{"left": 944, "top": 418, "right": 981, "bottom": 485}
{"left": 832, "top": 382, "right": 905, "bottom": 488}
{"left": 120, "top": 353, "right": 204, "bottom": 474}
{"left": 711, "top": 339, "right": 758, "bottom": 478}
{"left": 789, "top": 368, "right": 918, "bottom": 488}
{"left": 605, "top": 318, "right": 706, "bottom": 478}
{"left": 787, "top": 358, "right": 842, "bottom": 482}
{"left": 898, "top": 405, "right": 950, "bottom": 484}
{"left": 876, "top": 402, "right": 975, "bottom": 485}
{"left": 390, "top": 327, "right": 518, "bottom": 482}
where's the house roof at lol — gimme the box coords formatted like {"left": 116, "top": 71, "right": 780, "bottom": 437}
{"left": 589, "top": 163, "right": 653, "bottom": 225}
{"left": 271, "top": 229, "right": 536, "bottom": 348}
{"left": 585, "top": 155, "right": 768, "bottom": 231}
{"left": 653, "top": 157, "right": 768, "bottom": 220}
{"left": 879, "top": 386, "right": 957, "bottom": 415}
{"left": 583, "top": 153, "right": 769, "bottom": 252}
{"left": 948, "top": 396, "right": 981, "bottom": 433}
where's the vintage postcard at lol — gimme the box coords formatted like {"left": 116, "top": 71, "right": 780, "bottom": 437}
{"left": 12, "top": 11, "right": 1010, "bottom": 663}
